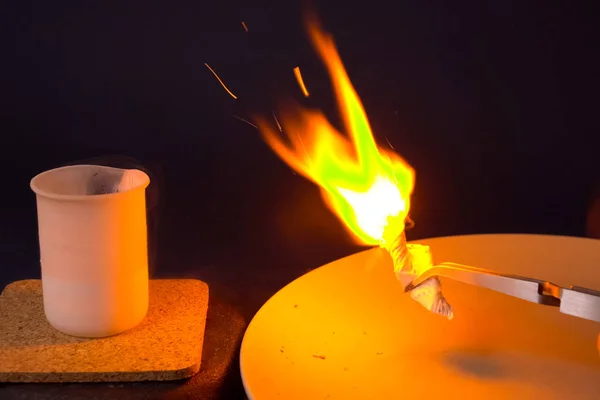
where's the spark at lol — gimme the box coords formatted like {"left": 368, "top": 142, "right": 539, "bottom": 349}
{"left": 233, "top": 115, "right": 257, "bottom": 129}
{"left": 271, "top": 111, "right": 283, "bottom": 132}
{"left": 241, "top": 21, "right": 248, "bottom": 32}
{"left": 204, "top": 63, "right": 238, "bottom": 99}
{"left": 293, "top": 66, "right": 310, "bottom": 97}
{"left": 385, "top": 136, "right": 395, "bottom": 150}
{"left": 270, "top": 110, "right": 312, "bottom": 166}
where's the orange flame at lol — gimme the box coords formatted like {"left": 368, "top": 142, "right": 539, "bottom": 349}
{"left": 256, "top": 17, "right": 415, "bottom": 245}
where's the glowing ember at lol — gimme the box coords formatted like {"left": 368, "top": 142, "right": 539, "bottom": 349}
{"left": 255, "top": 16, "right": 453, "bottom": 318}
{"left": 293, "top": 66, "right": 310, "bottom": 97}
{"left": 204, "top": 63, "right": 238, "bottom": 99}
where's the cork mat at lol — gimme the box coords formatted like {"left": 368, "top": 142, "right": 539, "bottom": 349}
{"left": 0, "top": 279, "right": 209, "bottom": 383}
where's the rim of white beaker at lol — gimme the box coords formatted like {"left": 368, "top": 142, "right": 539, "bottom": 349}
{"left": 30, "top": 164, "right": 150, "bottom": 201}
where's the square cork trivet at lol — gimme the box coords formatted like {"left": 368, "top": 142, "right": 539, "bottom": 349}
{"left": 0, "top": 279, "right": 209, "bottom": 383}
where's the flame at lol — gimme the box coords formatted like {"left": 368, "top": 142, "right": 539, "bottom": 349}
{"left": 256, "top": 17, "right": 415, "bottom": 245}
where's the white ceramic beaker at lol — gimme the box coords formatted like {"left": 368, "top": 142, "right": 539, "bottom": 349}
{"left": 30, "top": 164, "right": 150, "bottom": 338}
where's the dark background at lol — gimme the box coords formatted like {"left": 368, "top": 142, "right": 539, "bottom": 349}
{"left": 1, "top": 0, "right": 599, "bottom": 348}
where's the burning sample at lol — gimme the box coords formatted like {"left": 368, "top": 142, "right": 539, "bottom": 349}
{"left": 382, "top": 217, "right": 453, "bottom": 319}
{"left": 254, "top": 17, "right": 453, "bottom": 318}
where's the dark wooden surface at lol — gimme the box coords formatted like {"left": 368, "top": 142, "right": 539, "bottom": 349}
{"left": 0, "top": 1, "right": 599, "bottom": 398}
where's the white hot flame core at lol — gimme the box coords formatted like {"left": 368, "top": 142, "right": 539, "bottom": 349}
{"left": 337, "top": 176, "right": 406, "bottom": 242}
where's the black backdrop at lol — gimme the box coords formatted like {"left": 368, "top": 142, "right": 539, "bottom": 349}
{"left": 1, "top": 0, "right": 598, "bottom": 317}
